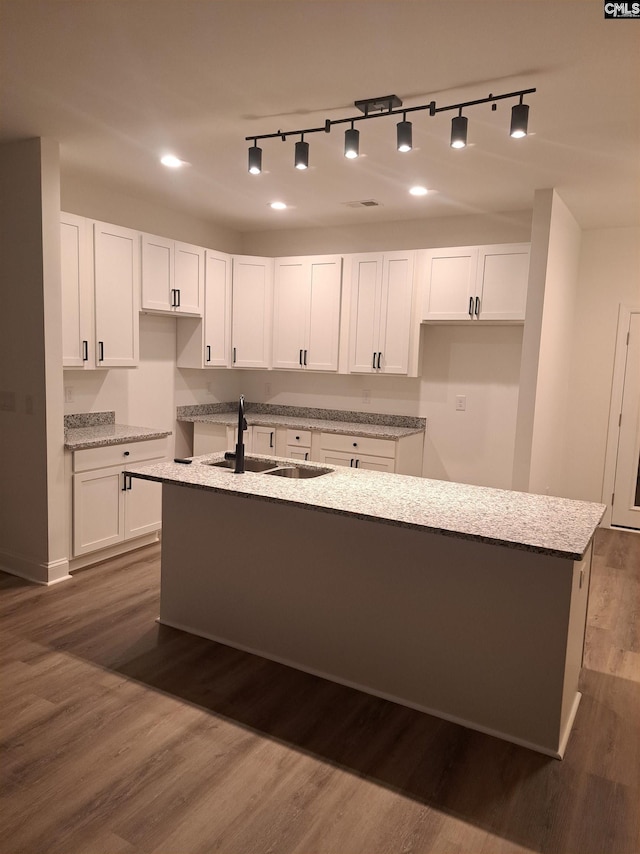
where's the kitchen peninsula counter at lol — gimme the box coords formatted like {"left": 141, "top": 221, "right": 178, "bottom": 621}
{"left": 128, "top": 453, "right": 603, "bottom": 560}
{"left": 128, "top": 454, "right": 605, "bottom": 758}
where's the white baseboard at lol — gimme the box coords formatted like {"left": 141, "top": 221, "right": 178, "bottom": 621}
{"left": 0, "top": 549, "right": 71, "bottom": 585}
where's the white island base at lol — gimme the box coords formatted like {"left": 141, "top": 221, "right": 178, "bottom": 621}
{"left": 158, "top": 482, "right": 593, "bottom": 759}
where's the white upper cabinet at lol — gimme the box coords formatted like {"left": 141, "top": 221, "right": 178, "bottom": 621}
{"left": 141, "top": 233, "right": 204, "bottom": 316}
{"left": 61, "top": 212, "right": 93, "bottom": 368}
{"left": 475, "top": 244, "right": 531, "bottom": 321}
{"left": 93, "top": 220, "right": 140, "bottom": 367}
{"left": 231, "top": 255, "right": 274, "bottom": 369}
{"left": 349, "top": 251, "right": 416, "bottom": 375}
{"left": 176, "top": 249, "right": 232, "bottom": 368}
{"left": 422, "top": 243, "right": 530, "bottom": 322}
{"left": 273, "top": 255, "right": 342, "bottom": 371}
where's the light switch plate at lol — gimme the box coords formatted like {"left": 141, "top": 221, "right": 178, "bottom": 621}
{"left": 455, "top": 395, "right": 466, "bottom": 411}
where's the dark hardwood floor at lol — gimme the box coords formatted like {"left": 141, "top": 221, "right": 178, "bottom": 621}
{"left": 1, "top": 527, "right": 638, "bottom": 854}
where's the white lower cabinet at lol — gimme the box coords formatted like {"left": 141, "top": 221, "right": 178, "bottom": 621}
{"left": 192, "top": 423, "right": 277, "bottom": 456}
{"left": 317, "top": 433, "right": 396, "bottom": 472}
{"left": 286, "top": 429, "right": 311, "bottom": 461}
{"left": 72, "top": 439, "right": 166, "bottom": 557}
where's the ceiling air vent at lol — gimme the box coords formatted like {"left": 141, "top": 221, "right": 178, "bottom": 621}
{"left": 342, "top": 199, "right": 382, "bottom": 208}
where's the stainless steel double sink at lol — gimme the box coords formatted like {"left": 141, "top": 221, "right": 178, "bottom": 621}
{"left": 203, "top": 457, "right": 332, "bottom": 479}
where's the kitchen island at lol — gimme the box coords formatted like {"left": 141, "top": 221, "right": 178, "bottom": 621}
{"left": 127, "top": 453, "right": 605, "bottom": 758}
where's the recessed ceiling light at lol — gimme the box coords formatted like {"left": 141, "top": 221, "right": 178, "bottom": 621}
{"left": 409, "top": 186, "right": 428, "bottom": 196}
{"left": 160, "top": 154, "right": 186, "bottom": 168}
{"left": 270, "top": 201, "right": 287, "bottom": 210}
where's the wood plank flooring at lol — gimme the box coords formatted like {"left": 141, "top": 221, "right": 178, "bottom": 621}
{"left": 1, "top": 527, "right": 638, "bottom": 854}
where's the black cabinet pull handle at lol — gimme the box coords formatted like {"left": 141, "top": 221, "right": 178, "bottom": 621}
{"left": 299, "top": 349, "right": 303, "bottom": 366}
{"left": 269, "top": 432, "right": 274, "bottom": 448}
{"left": 469, "top": 296, "right": 474, "bottom": 317}
{"left": 355, "top": 459, "right": 360, "bottom": 468}
{"left": 176, "top": 289, "right": 181, "bottom": 307}
{"left": 353, "top": 442, "right": 357, "bottom": 447}
{"left": 295, "top": 435, "right": 300, "bottom": 441}
{"left": 82, "top": 340, "right": 88, "bottom": 362}
{"left": 122, "top": 473, "right": 128, "bottom": 492}
{"left": 170, "top": 289, "right": 176, "bottom": 307}
{"left": 350, "top": 458, "right": 354, "bottom": 467}
{"left": 372, "top": 352, "right": 376, "bottom": 369}
{"left": 304, "top": 349, "right": 308, "bottom": 366}
{"left": 233, "top": 347, "right": 237, "bottom": 363}
{"left": 304, "top": 452, "right": 309, "bottom": 461}
{"left": 475, "top": 296, "right": 480, "bottom": 317}
{"left": 377, "top": 352, "right": 382, "bottom": 369}
{"left": 206, "top": 345, "right": 211, "bottom": 362}
{"left": 123, "top": 451, "right": 130, "bottom": 456}
{"left": 98, "top": 341, "right": 104, "bottom": 361}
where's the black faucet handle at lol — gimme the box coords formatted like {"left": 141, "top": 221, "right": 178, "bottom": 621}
{"left": 242, "top": 417, "right": 248, "bottom": 431}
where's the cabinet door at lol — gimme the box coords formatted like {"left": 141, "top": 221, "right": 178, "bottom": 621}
{"left": 378, "top": 252, "right": 414, "bottom": 374}
{"left": 355, "top": 454, "right": 395, "bottom": 473}
{"left": 61, "top": 213, "right": 93, "bottom": 368}
{"left": 231, "top": 256, "right": 273, "bottom": 368}
{"left": 204, "top": 250, "right": 231, "bottom": 366}
{"left": 174, "top": 241, "right": 204, "bottom": 315}
{"left": 252, "top": 425, "right": 276, "bottom": 455}
{"left": 318, "top": 450, "right": 355, "bottom": 468}
{"left": 286, "top": 447, "right": 310, "bottom": 461}
{"left": 73, "top": 467, "right": 124, "bottom": 555}
{"left": 94, "top": 221, "right": 140, "bottom": 367}
{"left": 193, "top": 423, "right": 229, "bottom": 455}
{"left": 422, "top": 247, "right": 478, "bottom": 321}
{"left": 272, "top": 258, "right": 308, "bottom": 369}
{"left": 141, "top": 233, "right": 173, "bottom": 312}
{"left": 306, "top": 256, "right": 342, "bottom": 372}
{"left": 125, "top": 477, "right": 162, "bottom": 539}
{"left": 476, "top": 244, "right": 530, "bottom": 321}
{"left": 349, "top": 254, "right": 383, "bottom": 373}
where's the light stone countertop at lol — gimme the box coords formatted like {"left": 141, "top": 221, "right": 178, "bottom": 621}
{"left": 65, "top": 423, "right": 172, "bottom": 451}
{"left": 126, "top": 452, "right": 606, "bottom": 560}
{"left": 180, "top": 411, "right": 423, "bottom": 440}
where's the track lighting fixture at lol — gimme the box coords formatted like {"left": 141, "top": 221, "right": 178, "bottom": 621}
{"left": 344, "top": 123, "right": 359, "bottom": 159}
{"left": 295, "top": 136, "right": 309, "bottom": 169}
{"left": 510, "top": 95, "right": 530, "bottom": 138}
{"left": 397, "top": 115, "right": 412, "bottom": 152}
{"left": 245, "top": 86, "right": 535, "bottom": 173}
{"left": 248, "top": 142, "right": 262, "bottom": 175}
{"left": 450, "top": 111, "right": 468, "bottom": 149}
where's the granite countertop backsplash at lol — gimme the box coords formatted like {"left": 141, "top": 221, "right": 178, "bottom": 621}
{"left": 64, "top": 412, "right": 172, "bottom": 451}
{"left": 177, "top": 403, "right": 426, "bottom": 440}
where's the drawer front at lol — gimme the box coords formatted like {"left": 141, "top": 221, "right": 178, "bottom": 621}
{"left": 74, "top": 437, "right": 168, "bottom": 472}
{"left": 319, "top": 432, "right": 396, "bottom": 459}
{"left": 286, "top": 429, "right": 311, "bottom": 448}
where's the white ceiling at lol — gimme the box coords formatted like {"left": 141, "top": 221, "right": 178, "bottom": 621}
{"left": 1, "top": 0, "right": 639, "bottom": 233}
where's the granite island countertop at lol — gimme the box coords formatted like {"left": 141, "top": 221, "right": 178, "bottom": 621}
{"left": 177, "top": 403, "right": 426, "bottom": 441}
{"left": 126, "top": 452, "right": 605, "bottom": 560}
{"left": 64, "top": 411, "right": 171, "bottom": 451}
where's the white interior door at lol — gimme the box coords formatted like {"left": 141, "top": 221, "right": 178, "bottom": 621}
{"left": 612, "top": 312, "right": 640, "bottom": 529}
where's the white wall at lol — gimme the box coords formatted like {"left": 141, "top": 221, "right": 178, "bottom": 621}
{"left": 564, "top": 227, "right": 640, "bottom": 503}
{"left": 419, "top": 325, "right": 523, "bottom": 489}
{"left": 61, "top": 171, "right": 242, "bottom": 253}
{"left": 242, "top": 210, "right": 532, "bottom": 257}
{"left": 513, "top": 190, "right": 582, "bottom": 497}
{"left": 0, "top": 138, "right": 68, "bottom": 584}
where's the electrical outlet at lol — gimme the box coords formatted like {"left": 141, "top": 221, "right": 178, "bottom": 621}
{"left": 362, "top": 388, "right": 371, "bottom": 404}
{"left": 265, "top": 383, "right": 272, "bottom": 397}
{"left": 64, "top": 386, "right": 74, "bottom": 403}
{"left": 455, "top": 395, "right": 466, "bottom": 411}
